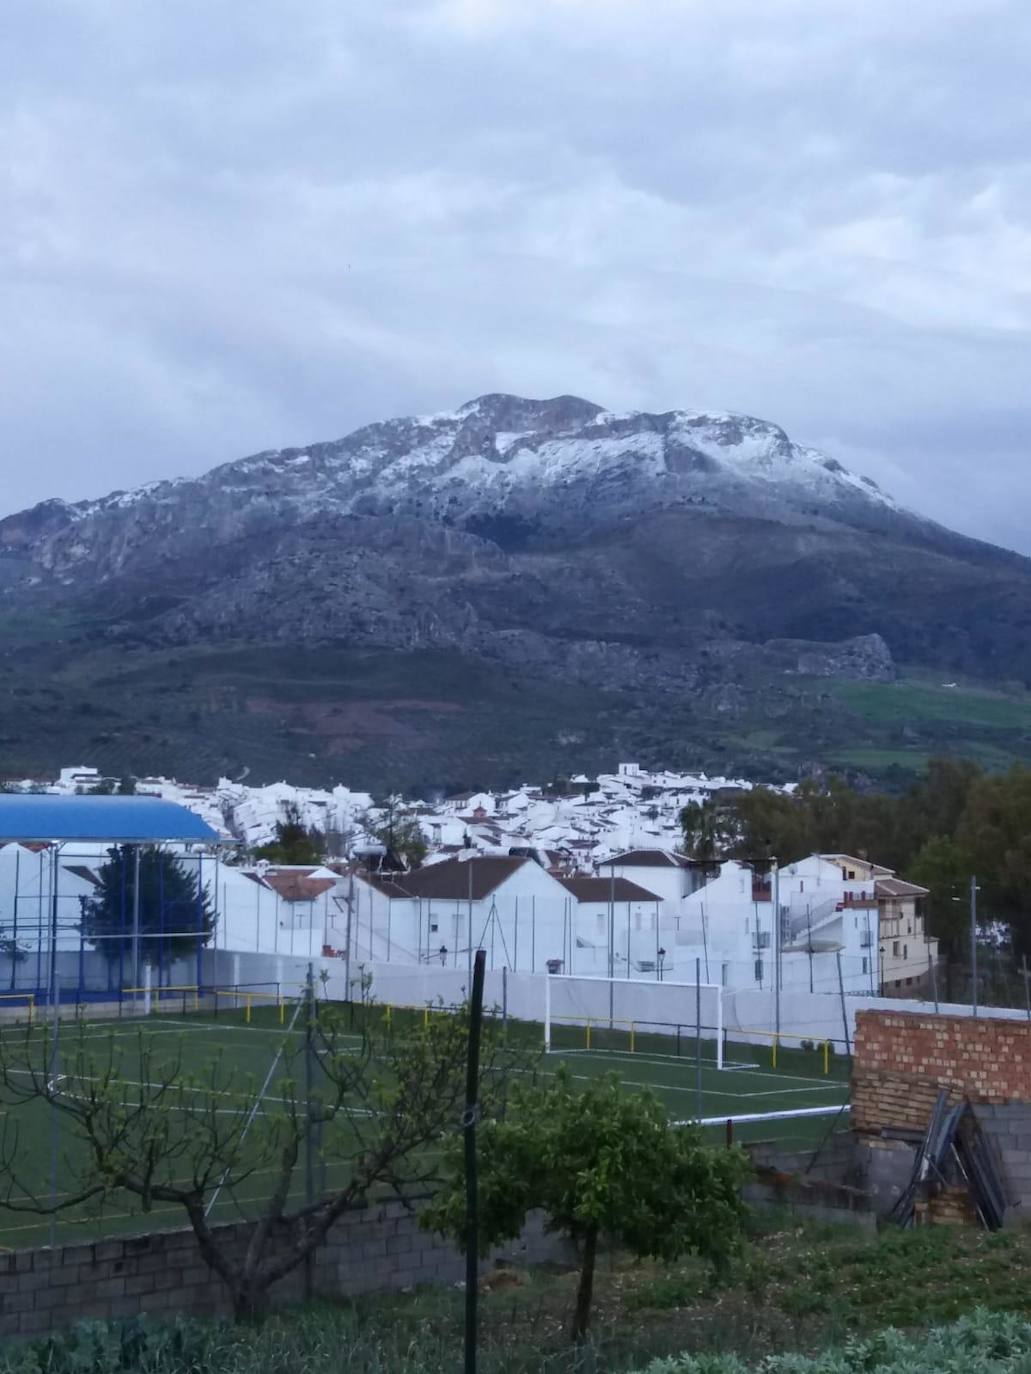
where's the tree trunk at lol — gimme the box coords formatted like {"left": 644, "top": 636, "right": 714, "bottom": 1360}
{"left": 230, "top": 1278, "right": 271, "bottom": 1324}
{"left": 570, "top": 1222, "right": 599, "bottom": 1343}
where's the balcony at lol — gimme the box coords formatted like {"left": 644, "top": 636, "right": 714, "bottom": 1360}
{"left": 751, "top": 883, "right": 772, "bottom": 903}
{"left": 841, "top": 891, "right": 878, "bottom": 908}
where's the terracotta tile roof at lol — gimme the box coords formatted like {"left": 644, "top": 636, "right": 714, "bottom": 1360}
{"left": 596, "top": 849, "right": 687, "bottom": 869}
{"left": 558, "top": 877, "right": 662, "bottom": 903}
{"left": 398, "top": 856, "right": 530, "bottom": 901}
{"left": 262, "top": 869, "right": 337, "bottom": 903}
{"left": 362, "top": 875, "right": 415, "bottom": 900}
{"left": 875, "top": 877, "right": 929, "bottom": 898}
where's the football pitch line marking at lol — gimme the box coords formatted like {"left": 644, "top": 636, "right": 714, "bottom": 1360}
{"left": 553, "top": 1049, "right": 847, "bottom": 1090}
{"left": 524, "top": 1065, "right": 847, "bottom": 1105}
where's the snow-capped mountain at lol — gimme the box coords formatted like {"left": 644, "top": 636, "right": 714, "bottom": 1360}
{"left": 2, "top": 393, "right": 1030, "bottom": 792}
{"left": 0, "top": 394, "right": 920, "bottom": 584}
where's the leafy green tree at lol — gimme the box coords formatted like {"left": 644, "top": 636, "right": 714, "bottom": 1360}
{"left": 908, "top": 835, "right": 974, "bottom": 957}
{"left": 80, "top": 845, "right": 215, "bottom": 969}
{"left": 679, "top": 799, "right": 730, "bottom": 862}
{"left": 253, "top": 803, "right": 324, "bottom": 865}
{"left": 422, "top": 1070, "right": 750, "bottom": 1342}
{"left": 372, "top": 797, "right": 427, "bottom": 870}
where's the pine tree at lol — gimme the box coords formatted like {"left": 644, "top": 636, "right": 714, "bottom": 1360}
{"left": 80, "top": 845, "right": 215, "bottom": 968}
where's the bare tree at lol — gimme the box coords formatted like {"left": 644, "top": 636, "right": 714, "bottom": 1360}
{"left": 0, "top": 1001, "right": 514, "bottom": 1320}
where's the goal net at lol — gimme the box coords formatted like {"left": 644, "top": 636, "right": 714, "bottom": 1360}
{"left": 544, "top": 973, "right": 725, "bottom": 1069}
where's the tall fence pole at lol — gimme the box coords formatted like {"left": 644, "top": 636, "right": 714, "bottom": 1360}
{"left": 836, "top": 950, "right": 851, "bottom": 1058}
{"left": 772, "top": 859, "right": 781, "bottom": 1042}
{"left": 48, "top": 976, "right": 61, "bottom": 1249}
{"left": 970, "top": 875, "right": 979, "bottom": 1018}
{"left": 929, "top": 945, "right": 940, "bottom": 1013}
{"left": 131, "top": 845, "right": 142, "bottom": 996}
{"left": 1023, "top": 955, "right": 1030, "bottom": 1022}
{"left": 464, "top": 948, "right": 487, "bottom": 1374}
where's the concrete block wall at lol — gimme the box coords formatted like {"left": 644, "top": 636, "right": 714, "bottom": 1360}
{"left": 0, "top": 1201, "right": 569, "bottom": 1340}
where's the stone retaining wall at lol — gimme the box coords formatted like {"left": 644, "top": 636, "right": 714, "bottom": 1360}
{"left": 0, "top": 1201, "right": 568, "bottom": 1339}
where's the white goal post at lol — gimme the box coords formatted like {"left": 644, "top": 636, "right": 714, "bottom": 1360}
{"left": 544, "top": 972, "right": 724, "bottom": 1069}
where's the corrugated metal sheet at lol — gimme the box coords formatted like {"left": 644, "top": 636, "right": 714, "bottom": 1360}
{"left": 0, "top": 795, "right": 220, "bottom": 843}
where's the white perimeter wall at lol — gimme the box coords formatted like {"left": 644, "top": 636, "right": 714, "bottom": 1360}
{"left": 202, "top": 949, "right": 1030, "bottom": 1054}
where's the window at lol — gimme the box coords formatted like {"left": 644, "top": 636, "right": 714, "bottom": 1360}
{"left": 800, "top": 880, "right": 805, "bottom": 893}
{"left": 862, "top": 957, "right": 868, "bottom": 975}
{"left": 597, "top": 913, "right": 605, "bottom": 932}
{"left": 904, "top": 944, "right": 908, "bottom": 960}
{"left": 893, "top": 940, "right": 900, "bottom": 957}
{"left": 906, "top": 977, "right": 913, "bottom": 986}
{"left": 721, "top": 962, "right": 730, "bottom": 987}
{"left": 430, "top": 922, "right": 438, "bottom": 934}
{"left": 848, "top": 869, "right": 856, "bottom": 880}
{"left": 754, "top": 958, "right": 764, "bottom": 984}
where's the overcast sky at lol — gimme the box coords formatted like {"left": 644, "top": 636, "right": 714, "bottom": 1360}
{"left": 4, "top": 0, "right": 1030, "bottom": 550}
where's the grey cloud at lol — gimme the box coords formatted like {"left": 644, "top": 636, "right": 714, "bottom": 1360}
{"left": 2, "top": 0, "right": 1030, "bottom": 550}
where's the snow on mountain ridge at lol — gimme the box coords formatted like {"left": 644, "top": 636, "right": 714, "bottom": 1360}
{"left": 1, "top": 395, "right": 905, "bottom": 579}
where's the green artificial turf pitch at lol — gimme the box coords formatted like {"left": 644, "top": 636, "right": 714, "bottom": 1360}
{"left": 0, "top": 1004, "right": 850, "bottom": 1250}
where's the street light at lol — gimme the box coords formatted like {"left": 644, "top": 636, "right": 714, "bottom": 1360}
{"left": 657, "top": 947, "right": 666, "bottom": 982}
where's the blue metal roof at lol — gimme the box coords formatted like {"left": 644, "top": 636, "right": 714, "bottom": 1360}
{"left": 0, "top": 795, "right": 221, "bottom": 843}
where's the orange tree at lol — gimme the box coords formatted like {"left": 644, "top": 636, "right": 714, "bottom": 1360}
{"left": 421, "top": 1069, "right": 750, "bottom": 1342}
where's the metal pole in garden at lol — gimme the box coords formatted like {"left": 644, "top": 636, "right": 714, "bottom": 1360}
{"left": 695, "top": 956, "right": 702, "bottom": 1121}
{"left": 1023, "top": 955, "right": 1030, "bottom": 1022}
{"left": 464, "top": 948, "right": 487, "bottom": 1374}
{"left": 304, "top": 962, "right": 316, "bottom": 1299}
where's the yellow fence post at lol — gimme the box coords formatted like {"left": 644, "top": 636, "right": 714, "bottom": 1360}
{"left": 586, "top": 1022, "right": 592, "bottom": 1051}
{"left": 423, "top": 1007, "right": 429, "bottom": 1030}
{"left": 771, "top": 1034, "right": 778, "bottom": 1070}
{"left": 630, "top": 1022, "right": 636, "bottom": 1055}
{"left": 245, "top": 994, "right": 252, "bottom": 1025}
{"left": 385, "top": 1005, "right": 393, "bottom": 1032}
{"left": 823, "top": 1040, "right": 830, "bottom": 1075}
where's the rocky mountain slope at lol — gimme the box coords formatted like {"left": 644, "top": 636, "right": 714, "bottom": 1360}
{"left": 2, "top": 394, "right": 1030, "bottom": 788}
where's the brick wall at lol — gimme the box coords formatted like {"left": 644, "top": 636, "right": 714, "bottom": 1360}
{"left": 0, "top": 1201, "right": 569, "bottom": 1340}
{"left": 852, "top": 1010, "right": 1031, "bottom": 1134}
